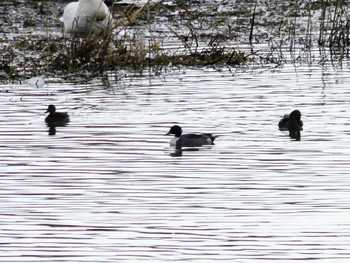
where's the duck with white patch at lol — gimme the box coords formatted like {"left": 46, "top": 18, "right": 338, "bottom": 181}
{"left": 60, "top": 0, "right": 114, "bottom": 35}
{"left": 166, "top": 125, "right": 217, "bottom": 148}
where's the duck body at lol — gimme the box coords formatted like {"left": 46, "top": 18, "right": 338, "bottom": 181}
{"left": 45, "top": 105, "right": 70, "bottom": 126}
{"left": 278, "top": 110, "right": 303, "bottom": 131}
{"left": 60, "top": 0, "right": 113, "bottom": 35}
{"left": 166, "top": 125, "right": 216, "bottom": 148}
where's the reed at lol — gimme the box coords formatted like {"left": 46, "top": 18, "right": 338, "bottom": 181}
{"left": 5, "top": 0, "right": 349, "bottom": 81}
{"left": 46, "top": 0, "right": 249, "bottom": 74}
{"left": 318, "top": 0, "right": 350, "bottom": 47}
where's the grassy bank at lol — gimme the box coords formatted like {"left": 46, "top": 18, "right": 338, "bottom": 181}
{"left": 0, "top": 0, "right": 349, "bottom": 81}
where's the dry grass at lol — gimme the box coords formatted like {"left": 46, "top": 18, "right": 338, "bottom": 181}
{"left": 1, "top": 0, "right": 350, "bottom": 81}
{"left": 318, "top": 0, "right": 350, "bottom": 47}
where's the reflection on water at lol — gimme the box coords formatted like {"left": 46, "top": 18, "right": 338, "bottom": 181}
{"left": 1, "top": 64, "right": 350, "bottom": 262}
{"left": 288, "top": 129, "right": 301, "bottom": 141}
{"left": 169, "top": 147, "right": 202, "bottom": 157}
{"left": 48, "top": 125, "right": 56, "bottom": 135}
{"left": 47, "top": 123, "right": 69, "bottom": 136}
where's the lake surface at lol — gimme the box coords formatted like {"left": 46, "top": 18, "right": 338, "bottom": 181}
{"left": 1, "top": 61, "right": 350, "bottom": 262}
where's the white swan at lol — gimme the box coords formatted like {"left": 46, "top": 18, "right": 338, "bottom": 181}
{"left": 60, "top": 0, "right": 113, "bottom": 35}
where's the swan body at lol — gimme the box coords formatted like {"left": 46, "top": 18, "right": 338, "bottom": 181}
{"left": 60, "top": 0, "right": 113, "bottom": 35}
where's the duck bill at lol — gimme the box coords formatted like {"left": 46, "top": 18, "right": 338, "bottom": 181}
{"left": 165, "top": 131, "right": 172, "bottom": 136}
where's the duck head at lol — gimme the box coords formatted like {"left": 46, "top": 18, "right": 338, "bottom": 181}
{"left": 46, "top": 105, "right": 56, "bottom": 114}
{"left": 290, "top": 109, "right": 301, "bottom": 120}
{"left": 166, "top": 125, "right": 183, "bottom": 137}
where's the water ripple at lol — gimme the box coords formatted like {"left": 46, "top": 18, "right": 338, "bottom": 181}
{"left": 1, "top": 65, "right": 350, "bottom": 262}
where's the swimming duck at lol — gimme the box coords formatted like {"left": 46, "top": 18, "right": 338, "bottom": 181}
{"left": 60, "top": 0, "right": 113, "bottom": 35}
{"left": 278, "top": 110, "right": 303, "bottom": 131}
{"left": 166, "top": 125, "right": 216, "bottom": 148}
{"left": 45, "top": 105, "right": 70, "bottom": 125}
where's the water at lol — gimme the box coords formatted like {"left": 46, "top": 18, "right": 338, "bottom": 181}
{"left": 1, "top": 62, "right": 350, "bottom": 262}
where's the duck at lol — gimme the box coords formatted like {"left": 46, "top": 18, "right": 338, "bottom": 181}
{"left": 278, "top": 109, "right": 303, "bottom": 131}
{"left": 60, "top": 0, "right": 113, "bottom": 35}
{"left": 166, "top": 125, "right": 216, "bottom": 148}
{"left": 45, "top": 105, "right": 70, "bottom": 125}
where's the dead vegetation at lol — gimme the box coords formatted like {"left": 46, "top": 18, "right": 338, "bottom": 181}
{"left": 1, "top": 0, "right": 350, "bottom": 81}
